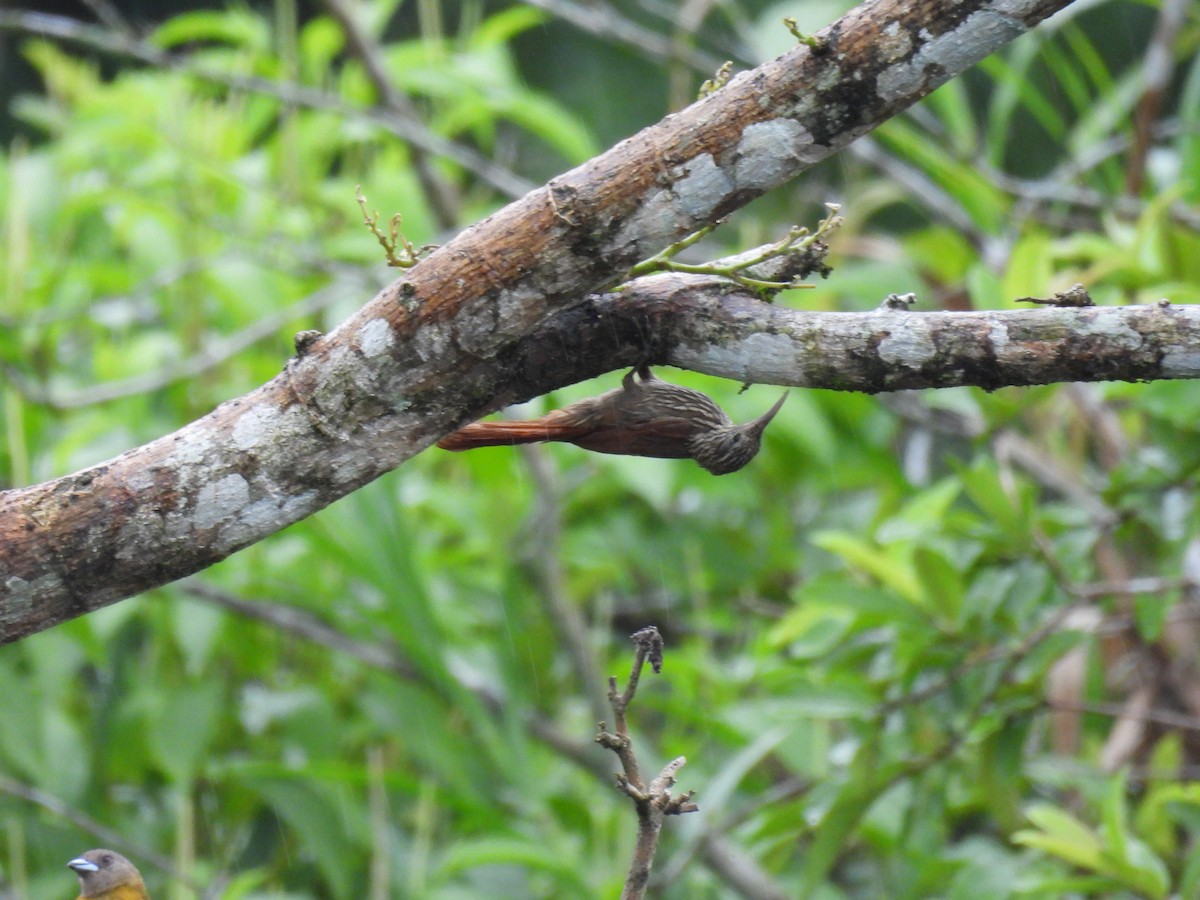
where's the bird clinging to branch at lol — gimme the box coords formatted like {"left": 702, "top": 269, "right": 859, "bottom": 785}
{"left": 437, "top": 366, "right": 787, "bottom": 475}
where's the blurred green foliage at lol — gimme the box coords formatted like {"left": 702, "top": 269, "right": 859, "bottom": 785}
{"left": 2, "top": 0, "right": 1200, "bottom": 897}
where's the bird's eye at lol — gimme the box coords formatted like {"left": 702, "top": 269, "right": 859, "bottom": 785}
{"left": 101, "top": 854, "right": 113, "bottom": 865}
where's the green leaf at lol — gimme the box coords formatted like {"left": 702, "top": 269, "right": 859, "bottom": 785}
{"left": 810, "top": 531, "right": 921, "bottom": 604}
{"left": 151, "top": 9, "right": 270, "bottom": 51}
{"left": 146, "top": 682, "right": 222, "bottom": 784}
{"left": 237, "top": 773, "right": 363, "bottom": 897}
{"left": 912, "top": 546, "right": 964, "bottom": 626}
{"left": 802, "top": 744, "right": 905, "bottom": 893}
{"left": 1015, "top": 804, "right": 1102, "bottom": 861}
{"left": 766, "top": 604, "right": 852, "bottom": 656}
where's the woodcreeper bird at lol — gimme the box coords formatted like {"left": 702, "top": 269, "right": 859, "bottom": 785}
{"left": 437, "top": 365, "right": 786, "bottom": 475}
{"left": 67, "top": 849, "right": 150, "bottom": 900}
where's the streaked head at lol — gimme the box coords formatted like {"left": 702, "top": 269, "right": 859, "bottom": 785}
{"left": 690, "top": 392, "right": 787, "bottom": 475}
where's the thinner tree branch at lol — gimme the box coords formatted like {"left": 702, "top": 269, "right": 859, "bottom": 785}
{"left": 520, "top": 277, "right": 1200, "bottom": 394}
{"left": 1124, "top": 0, "right": 1190, "bottom": 196}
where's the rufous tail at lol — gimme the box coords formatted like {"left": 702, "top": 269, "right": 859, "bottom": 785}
{"left": 437, "top": 414, "right": 590, "bottom": 451}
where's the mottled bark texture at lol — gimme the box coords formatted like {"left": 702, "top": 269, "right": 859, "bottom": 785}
{"left": 3, "top": 0, "right": 1086, "bottom": 641}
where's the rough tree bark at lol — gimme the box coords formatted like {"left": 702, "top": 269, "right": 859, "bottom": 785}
{"left": 1, "top": 0, "right": 1125, "bottom": 642}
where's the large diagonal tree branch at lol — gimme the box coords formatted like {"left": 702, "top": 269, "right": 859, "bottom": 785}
{"left": 1, "top": 0, "right": 1093, "bottom": 642}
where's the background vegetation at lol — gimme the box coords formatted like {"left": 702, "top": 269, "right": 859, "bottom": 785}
{"left": 2, "top": 0, "right": 1200, "bottom": 897}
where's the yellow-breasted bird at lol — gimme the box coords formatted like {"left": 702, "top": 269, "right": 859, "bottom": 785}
{"left": 67, "top": 849, "right": 150, "bottom": 900}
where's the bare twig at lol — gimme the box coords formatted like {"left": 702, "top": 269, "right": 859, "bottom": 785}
{"left": 979, "top": 123, "right": 1200, "bottom": 231}
{"left": 695, "top": 832, "right": 791, "bottom": 900}
{"left": 78, "top": 0, "right": 131, "bottom": 36}
{"left": 1068, "top": 576, "right": 1192, "bottom": 601}
{"left": 595, "top": 627, "right": 696, "bottom": 900}
{"left": 180, "top": 581, "right": 420, "bottom": 680}
{"left": 849, "top": 137, "right": 989, "bottom": 246}
{"left": 1047, "top": 698, "right": 1200, "bottom": 734}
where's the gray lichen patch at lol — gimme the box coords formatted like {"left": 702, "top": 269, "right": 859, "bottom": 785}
{"left": 193, "top": 473, "right": 251, "bottom": 531}
{"left": 359, "top": 318, "right": 396, "bottom": 357}
{"left": 876, "top": 11, "right": 1027, "bottom": 104}
{"left": 215, "top": 490, "right": 319, "bottom": 552}
{"left": 607, "top": 153, "right": 741, "bottom": 259}
{"left": 733, "top": 120, "right": 819, "bottom": 191}
{"left": 1161, "top": 349, "right": 1200, "bottom": 379}
{"left": 877, "top": 318, "right": 937, "bottom": 369}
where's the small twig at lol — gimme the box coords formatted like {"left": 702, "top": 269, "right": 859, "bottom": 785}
{"left": 1015, "top": 283, "right": 1094, "bottom": 307}
{"left": 699, "top": 61, "right": 733, "bottom": 97}
{"left": 596, "top": 627, "right": 695, "bottom": 900}
{"left": 1046, "top": 698, "right": 1200, "bottom": 733}
{"left": 1068, "top": 575, "right": 1191, "bottom": 600}
{"left": 355, "top": 186, "right": 437, "bottom": 268}
{"left": 782, "top": 17, "right": 828, "bottom": 53}
{"left": 1124, "top": 0, "right": 1189, "bottom": 196}
{"left": 518, "top": 0, "right": 725, "bottom": 72}
{"left": 79, "top": 0, "right": 132, "bottom": 36}
{"left": 4, "top": 270, "right": 371, "bottom": 409}
{"left": 625, "top": 205, "right": 843, "bottom": 298}
{"left": 849, "top": 137, "right": 987, "bottom": 242}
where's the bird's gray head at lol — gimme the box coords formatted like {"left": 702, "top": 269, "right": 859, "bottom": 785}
{"left": 67, "top": 849, "right": 145, "bottom": 898}
{"left": 690, "top": 392, "right": 787, "bottom": 475}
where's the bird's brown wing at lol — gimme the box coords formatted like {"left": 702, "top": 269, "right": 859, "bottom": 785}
{"left": 570, "top": 415, "right": 695, "bottom": 458}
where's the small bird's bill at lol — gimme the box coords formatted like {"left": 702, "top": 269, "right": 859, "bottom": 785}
{"left": 753, "top": 392, "right": 788, "bottom": 429}
{"left": 67, "top": 857, "right": 100, "bottom": 873}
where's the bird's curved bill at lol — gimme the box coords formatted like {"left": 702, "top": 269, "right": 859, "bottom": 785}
{"left": 67, "top": 858, "right": 100, "bottom": 873}
{"left": 752, "top": 392, "right": 788, "bottom": 430}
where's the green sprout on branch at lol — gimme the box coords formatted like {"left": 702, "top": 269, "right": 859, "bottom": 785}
{"left": 355, "top": 185, "right": 435, "bottom": 268}
{"left": 783, "top": 17, "right": 828, "bottom": 52}
{"left": 626, "top": 203, "right": 844, "bottom": 299}
{"left": 699, "top": 61, "right": 734, "bottom": 98}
